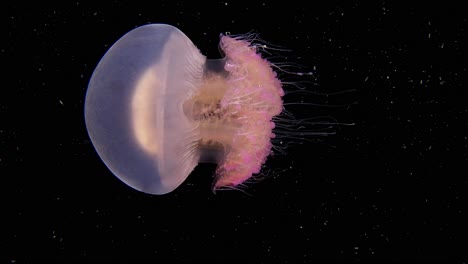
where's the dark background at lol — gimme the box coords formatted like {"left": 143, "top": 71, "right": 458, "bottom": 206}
{"left": 2, "top": 1, "right": 467, "bottom": 262}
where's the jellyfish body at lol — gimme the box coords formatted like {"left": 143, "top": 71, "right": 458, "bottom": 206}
{"left": 84, "top": 24, "right": 284, "bottom": 194}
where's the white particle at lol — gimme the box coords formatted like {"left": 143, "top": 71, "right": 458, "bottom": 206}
{"left": 59, "top": 100, "right": 64, "bottom": 106}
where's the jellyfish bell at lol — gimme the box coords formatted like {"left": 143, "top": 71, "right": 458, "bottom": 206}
{"left": 84, "top": 24, "right": 286, "bottom": 195}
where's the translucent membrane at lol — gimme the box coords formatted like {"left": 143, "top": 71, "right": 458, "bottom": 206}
{"left": 85, "top": 24, "right": 284, "bottom": 194}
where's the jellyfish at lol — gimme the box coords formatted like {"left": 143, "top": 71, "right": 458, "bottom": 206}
{"left": 84, "top": 23, "right": 292, "bottom": 195}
